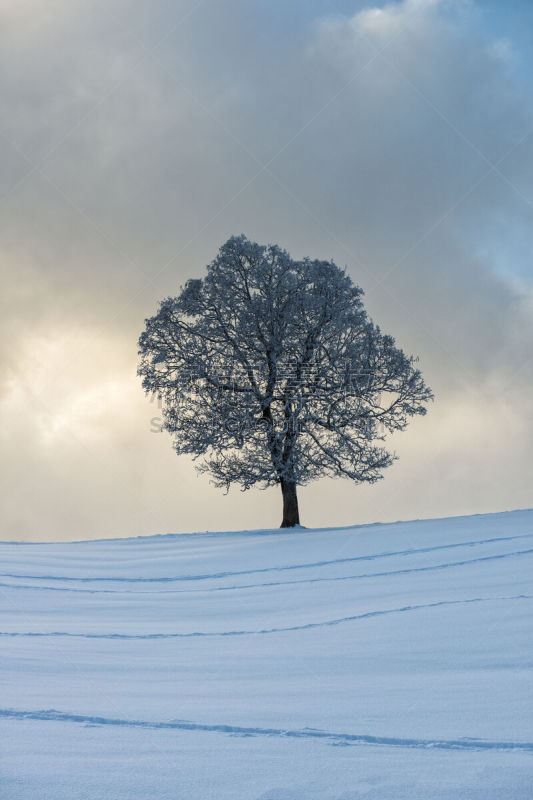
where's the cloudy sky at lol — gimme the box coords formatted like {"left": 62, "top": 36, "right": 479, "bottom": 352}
{"left": 2, "top": 0, "right": 532, "bottom": 541}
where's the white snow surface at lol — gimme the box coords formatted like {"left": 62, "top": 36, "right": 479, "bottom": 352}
{"left": 1, "top": 509, "right": 533, "bottom": 799}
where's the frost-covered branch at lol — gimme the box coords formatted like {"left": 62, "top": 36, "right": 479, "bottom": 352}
{"left": 138, "top": 235, "right": 433, "bottom": 525}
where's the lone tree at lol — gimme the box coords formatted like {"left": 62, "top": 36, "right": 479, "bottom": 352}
{"left": 138, "top": 235, "right": 432, "bottom": 527}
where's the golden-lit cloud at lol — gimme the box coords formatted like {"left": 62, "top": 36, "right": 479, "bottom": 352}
{"left": 1, "top": 0, "right": 532, "bottom": 539}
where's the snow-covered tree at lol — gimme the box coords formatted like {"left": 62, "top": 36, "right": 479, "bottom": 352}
{"left": 138, "top": 235, "right": 433, "bottom": 527}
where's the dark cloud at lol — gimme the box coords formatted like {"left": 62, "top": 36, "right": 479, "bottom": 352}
{"left": 1, "top": 0, "right": 532, "bottom": 540}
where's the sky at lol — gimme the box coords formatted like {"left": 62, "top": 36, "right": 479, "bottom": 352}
{"left": 1, "top": 0, "right": 532, "bottom": 541}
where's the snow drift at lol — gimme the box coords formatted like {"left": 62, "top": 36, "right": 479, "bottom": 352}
{"left": 1, "top": 510, "right": 532, "bottom": 798}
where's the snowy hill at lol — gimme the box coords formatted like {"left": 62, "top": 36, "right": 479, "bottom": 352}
{"left": 1, "top": 510, "right": 533, "bottom": 799}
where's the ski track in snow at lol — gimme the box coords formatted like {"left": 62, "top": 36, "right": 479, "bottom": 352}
{"left": 2, "top": 708, "right": 532, "bottom": 753}
{"left": 3, "top": 512, "right": 533, "bottom": 798}
{"left": 2, "top": 593, "right": 531, "bottom": 639}
{"left": 0, "top": 533, "right": 532, "bottom": 593}
{"left": 0, "top": 545, "right": 532, "bottom": 595}
{"left": 2, "top": 531, "right": 532, "bottom": 583}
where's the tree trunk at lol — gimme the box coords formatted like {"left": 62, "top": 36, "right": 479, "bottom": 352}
{"left": 280, "top": 479, "right": 300, "bottom": 528}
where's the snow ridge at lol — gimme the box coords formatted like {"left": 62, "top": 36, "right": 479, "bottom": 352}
{"left": 2, "top": 708, "right": 533, "bottom": 753}
{"left": 2, "top": 593, "right": 530, "bottom": 639}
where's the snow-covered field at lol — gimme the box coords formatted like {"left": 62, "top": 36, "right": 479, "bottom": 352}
{"left": 1, "top": 510, "right": 533, "bottom": 799}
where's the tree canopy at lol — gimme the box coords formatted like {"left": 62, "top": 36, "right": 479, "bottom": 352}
{"left": 138, "top": 235, "right": 433, "bottom": 526}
